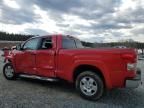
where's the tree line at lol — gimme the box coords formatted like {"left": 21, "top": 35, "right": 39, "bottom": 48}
{"left": 0, "top": 31, "right": 33, "bottom": 41}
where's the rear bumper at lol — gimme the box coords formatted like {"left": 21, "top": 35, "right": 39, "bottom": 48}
{"left": 125, "top": 68, "right": 142, "bottom": 88}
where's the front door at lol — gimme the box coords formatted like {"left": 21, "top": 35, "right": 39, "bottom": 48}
{"left": 15, "top": 37, "right": 41, "bottom": 74}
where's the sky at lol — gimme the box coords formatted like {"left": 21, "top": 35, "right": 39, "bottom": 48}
{"left": 0, "top": 0, "right": 144, "bottom": 43}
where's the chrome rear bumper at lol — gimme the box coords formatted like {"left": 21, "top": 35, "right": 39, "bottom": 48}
{"left": 125, "top": 68, "right": 142, "bottom": 88}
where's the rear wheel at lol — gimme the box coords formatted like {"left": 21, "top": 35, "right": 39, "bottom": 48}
{"left": 3, "top": 63, "right": 17, "bottom": 80}
{"left": 76, "top": 71, "right": 104, "bottom": 100}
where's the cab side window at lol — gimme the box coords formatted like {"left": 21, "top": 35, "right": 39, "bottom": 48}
{"left": 23, "top": 38, "right": 40, "bottom": 50}
{"left": 62, "top": 37, "right": 76, "bottom": 49}
{"left": 40, "top": 37, "right": 53, "bottom": 49}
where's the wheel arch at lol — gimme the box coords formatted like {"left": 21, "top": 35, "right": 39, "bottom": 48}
{"left": 73, "top": 64, "right": 106, "bottom": 88}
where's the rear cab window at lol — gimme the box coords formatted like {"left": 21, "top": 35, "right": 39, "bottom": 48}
{"left": 62, "top": 37, "right": 76, "bottom": 49}
{"left": 62, "top": 36, "right": 84, "bottom": 49}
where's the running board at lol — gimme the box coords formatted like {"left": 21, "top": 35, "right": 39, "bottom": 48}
{"left": 19, "top": 74, "right": 58, "bottom": 82}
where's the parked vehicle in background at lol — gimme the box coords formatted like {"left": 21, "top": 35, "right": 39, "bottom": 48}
{"left": 138, "top": 54, "right": 144, "bottom": 60}
{"left": 113, "top": 46, "right": 127, "bottom": 48}
{"left": 2, "top": 35, "right": 142, "bottom": 100}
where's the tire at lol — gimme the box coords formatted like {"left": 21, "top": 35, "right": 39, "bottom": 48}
{"left": 76, "top": 71, "right": 104, "bottom": 101}
{"left": 3, "top": 63, "right": 17, "bottom": 80}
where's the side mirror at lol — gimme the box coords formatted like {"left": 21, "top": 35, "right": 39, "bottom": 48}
{"left": 16, "top": 44, "right": 22, "bottom": 50}
{"left": 11, "top": 46, "right": 16, "bottom": 50}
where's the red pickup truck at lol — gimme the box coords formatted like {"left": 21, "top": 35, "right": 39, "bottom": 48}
{"left": 3, "top": 35, "right": 141, "bottom": 100}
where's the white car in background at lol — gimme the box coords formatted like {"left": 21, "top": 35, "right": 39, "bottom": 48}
{"left": 113, "top": 46, "right": 127, "bottom": 48}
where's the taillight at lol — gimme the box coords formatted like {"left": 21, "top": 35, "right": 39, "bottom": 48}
{"left": 121, "top": 53, "right": 137, "bottom": 71}
{"left": 127, "top": 63, "right": 136, "bottom": 71}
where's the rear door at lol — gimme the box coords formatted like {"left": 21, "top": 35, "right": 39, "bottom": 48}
{"left": 35, "top": 37, "right": 56, "bottom": 77}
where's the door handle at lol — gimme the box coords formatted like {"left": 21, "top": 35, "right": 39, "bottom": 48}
{"left": 31, "top": 53, "right": 36, "bottom": 55}
{"left": 29, "top": 52, "right": 36, "bottom": 55}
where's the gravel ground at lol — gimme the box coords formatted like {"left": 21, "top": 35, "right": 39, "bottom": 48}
{"left": 0, "top": 53, "right": 144, "bottom": 108}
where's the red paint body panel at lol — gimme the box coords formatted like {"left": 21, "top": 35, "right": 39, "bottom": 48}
{"left": 35, "top": 49, "right": 55, "bottom": 77}
{"left": 15, "top": 50, "right": 36, "bottom": 74}
{"left": 4, "top": 35, "right": 137, "bottom": 89}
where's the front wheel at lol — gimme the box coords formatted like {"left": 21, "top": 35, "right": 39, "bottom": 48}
{"left": 3, "top": 63, "right": 17, "bottom": 80}
{"left": 76, "top": 71, "right": 104, "bottom": 100}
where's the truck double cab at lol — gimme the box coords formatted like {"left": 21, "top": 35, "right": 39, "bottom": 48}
{"left": 3, "top": 35, "right": 141, "bottom": 100}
